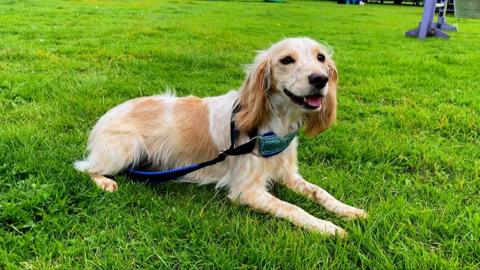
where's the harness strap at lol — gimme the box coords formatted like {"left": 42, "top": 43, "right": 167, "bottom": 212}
{"left": 127, "top": 103, "right": 257, "bottom": 184}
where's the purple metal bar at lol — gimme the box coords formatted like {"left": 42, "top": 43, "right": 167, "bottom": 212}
{"left": 421, "top": 0, "right": 436, "bottom": 38}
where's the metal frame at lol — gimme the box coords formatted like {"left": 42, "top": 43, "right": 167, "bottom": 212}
{"left": 405, "top": 0, "right": 457, "bottom": 39}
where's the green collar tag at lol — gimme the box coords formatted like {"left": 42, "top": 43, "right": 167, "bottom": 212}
{"left": 257, "top": 130, "right": 298, "bottom": 158}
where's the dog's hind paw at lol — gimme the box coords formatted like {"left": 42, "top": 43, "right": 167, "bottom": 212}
{"left": 99, "top": 180, "right": 118, "bottom": 192}
{"left": 90, "top": 174, "right": 119, "bottom": 192}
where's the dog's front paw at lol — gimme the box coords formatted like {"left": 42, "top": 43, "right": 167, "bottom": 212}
{"left": 353, "top": 208, "right": 368, "bottom": 219}
{"left": 336, "top": 227, "right": 347, "bottom": 238}
{"left": 308, "top": 220, "right": 347, "bottom": 238}
{"left": 340, "top": 207, "right": 368, "bottom": 219}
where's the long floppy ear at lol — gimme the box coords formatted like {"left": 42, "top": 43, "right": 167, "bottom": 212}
{"left": 236, "top": 52, "right": 271, "bottom": 133}
{"left": 304, "top": 59, "right": 338, "bottom": 137}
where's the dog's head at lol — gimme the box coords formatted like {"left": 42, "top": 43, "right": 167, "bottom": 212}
{"left": 236, "top": 37, "right": 338, "bottom": 137}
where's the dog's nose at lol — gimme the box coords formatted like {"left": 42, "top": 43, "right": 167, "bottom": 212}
{"left": 308, "top": 73, "right": 328, "bottom": 89}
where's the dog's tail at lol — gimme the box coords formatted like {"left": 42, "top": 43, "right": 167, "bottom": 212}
{"left": 74, "top": 160, "right": 90, "bottom": 172}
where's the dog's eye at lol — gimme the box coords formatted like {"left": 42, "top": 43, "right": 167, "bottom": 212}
{"left": 280, "top": 56, "right": 295, "bottom": 65}
{"left": 317, "top": 53, "right": 326, "bottom": 62}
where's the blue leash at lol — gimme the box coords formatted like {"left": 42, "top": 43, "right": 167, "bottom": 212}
{"left": 127, "top": 103, "right": 297, "bottom": 184}
{"left": 128, "top": 164, "right": 202, "bottom": 184}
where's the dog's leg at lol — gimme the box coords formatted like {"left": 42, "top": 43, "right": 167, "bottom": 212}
{"left": 89, "top": 173, "right": 118, "bottom": 192}
{"left": 75, "top": 132, "right": 145, "bottom": 192}
{"left": 232, "top": 188, "right": 346, "bottom": 237}
{"left": 282, "top": 173, "right": 367, "bottom": 219}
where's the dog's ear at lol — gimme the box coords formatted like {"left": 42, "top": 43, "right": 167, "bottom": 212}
{"left": 304, "top": 59, "right": 338, "bottom": 137}
{"left": 236, "top": 51, "right": 271, "bottom": 133}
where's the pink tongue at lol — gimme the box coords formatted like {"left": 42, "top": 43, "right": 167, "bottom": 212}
{"left": 306, "top": 96, "right": 322, "bottom": 107}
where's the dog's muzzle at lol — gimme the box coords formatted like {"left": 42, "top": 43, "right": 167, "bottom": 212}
{"left": 284, "top": 89, "right": 324, "bottom": 110}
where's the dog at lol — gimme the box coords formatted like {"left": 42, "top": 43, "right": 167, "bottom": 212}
{"left": 74, "top": 37, "right": 367, "bottom": 237}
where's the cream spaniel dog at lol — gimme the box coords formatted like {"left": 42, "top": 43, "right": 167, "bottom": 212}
{"left": 75, "top": 37, "right": 367, "bottom": 237}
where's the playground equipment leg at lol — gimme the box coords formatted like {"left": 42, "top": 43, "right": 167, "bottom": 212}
{"left": 405, "top": 0, "right": 453, "bottom": 39}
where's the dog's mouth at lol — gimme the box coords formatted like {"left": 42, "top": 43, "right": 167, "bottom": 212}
{"left": 284, "top": 89, "right": 323, "bottom": 110}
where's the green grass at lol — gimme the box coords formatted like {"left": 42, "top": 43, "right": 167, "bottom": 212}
{"left": 1, "top": 0, "right": 479, "bottom": 268}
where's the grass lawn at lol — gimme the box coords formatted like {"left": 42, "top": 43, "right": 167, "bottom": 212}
{"left": 1, "top": 0, "right": 479, "bottom": 268}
